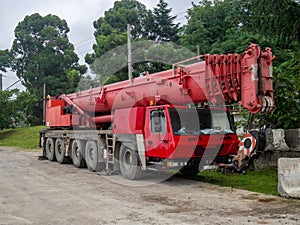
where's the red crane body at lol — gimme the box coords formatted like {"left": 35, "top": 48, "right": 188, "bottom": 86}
{"left": 42, "top": 44, "right": 275, "bottom": 179}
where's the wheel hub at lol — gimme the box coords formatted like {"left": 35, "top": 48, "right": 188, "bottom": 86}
{"left": 124, "top": 149, "right": 133, "bottom": 170}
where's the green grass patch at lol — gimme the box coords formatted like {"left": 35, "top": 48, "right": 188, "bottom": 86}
{"left": 0, "top": 126, "right": 45, "bottom": 150}
{"left": 193, "top": 167, "right": 278, "bottom": 196}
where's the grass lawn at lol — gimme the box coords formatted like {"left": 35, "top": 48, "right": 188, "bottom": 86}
{"left": 0, "top": 126, "right": 45, "bottom": 150}
{"left": 193, "top": 167, "right": 278, "bottom": 196}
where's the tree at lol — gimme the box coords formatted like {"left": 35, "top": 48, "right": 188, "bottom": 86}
{"left": 147, "top": 0, "right": 180, "bottom": 42}
{"left": 94, "top": 0, "right": 149, "bottom": 39}
{"left": 0, "top": 89, "right": 39, "bottom": 129}
{"left": 10, "top": 13, "right": 86, "bottom": 123}
{"left": 180, "top": 0, "right": 300, "bottom": 129}
{"left": 0, "top": 49, "right": 11, "bottom": 72}
{"left": 86, "top": 0, "right": 150, "bottom": 64}
{"left": 180, "top": 0, "right": 300, "bottom": 53}
{"left": 0, "top": 90, "right": 17, "bottom": 129}
{"left": 85, "top": 0, "right": 150, "bottom": 83}
{"left": 11, "top": 13, "right": 87, "bottom": 98}
{"left": 87, "top": 0, "right": 188, "bottom": 85}
{"left": 269, "top": 49, "right": 300, "bottom": 129}
{"left": 0, "top": 49, "right": 11, "bottom": 91}
{"left": 246, "top": 0, "right": 300, "bottom": 49}
{"left": 14, "top": 91, "right": 39, "bottom": 126}
{"left": 180, "top": 0, "right": 234, "bottom": 53}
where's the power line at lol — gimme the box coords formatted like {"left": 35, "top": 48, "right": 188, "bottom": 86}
{"left": 75, "top": 41, "right": 95, "bottom": 50}
{"left": 175, "top": 11, "right": 188, "bottom": 16}
{"left": 0, "top": 74, "right": 2, "bottom": 91}
{"left": 74, "top": 36, "right": 95, "bottom": 45}
{"left": 5, "top": 79, "right": 21, "bottom": 90}
{"left": 77, "top": 48, "right": 93, "bottom": 56}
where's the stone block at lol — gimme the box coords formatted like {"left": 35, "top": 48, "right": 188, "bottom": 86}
{"left": 265, "top": 129, "right": 290, "bottom": 151}
{"left": 272, "top": 129, "right": 290, "bottom": 151}
{"left": 278, "top": 158, "right": 300, "bottom": 198}
{"left": 285, "top": 129, "right": 300, "bottom": 151}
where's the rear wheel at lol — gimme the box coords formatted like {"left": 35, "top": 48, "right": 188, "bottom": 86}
{"left": 45, "top": 138, "right": 56, "bottom": 161}
{"left": 55, "top": 139, "right": 68, "bottom": 164}
{"left": 71, "top": 140, "right": 86, "bottom": 168}
{"left": 85, "top": 140, "right": 105, "bottom": 172}
{"left": 119, "top": 145, "right": 143, "bottom": 180}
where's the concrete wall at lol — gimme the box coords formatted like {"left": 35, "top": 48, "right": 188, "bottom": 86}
{"left": 252, "top": 129, "right": 300, "bottom": 198}
{"left": 254, "top": 129, "right": 300, "bottom": 169}
{"left": 255, "top": 150, "right": 300, "bottom": 169}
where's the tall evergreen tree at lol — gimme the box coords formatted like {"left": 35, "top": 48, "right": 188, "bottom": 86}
{"left": 86, "top": 0, "right": 192, "bottom": 85}
{"left": 148, "top": 0, "right": 179, "bottom": 42}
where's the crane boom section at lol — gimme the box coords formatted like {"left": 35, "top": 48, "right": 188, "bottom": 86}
{"left": 63, "top": 44, "right": 274, "bottom": 116}
{"left": 46, "top": 44, "right": 274, "bottom": 127}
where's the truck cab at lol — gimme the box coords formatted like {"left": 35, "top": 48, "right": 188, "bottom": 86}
{"left": 113, "top": 105, "right": 240, "bottom": 177}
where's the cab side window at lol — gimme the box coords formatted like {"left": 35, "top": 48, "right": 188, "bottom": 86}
{"left": 150, "top": 110, "right": 166, "bottom": 134}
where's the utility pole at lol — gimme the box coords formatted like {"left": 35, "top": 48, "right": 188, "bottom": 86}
{"left": 43, "top": 83, "right": 46, "bottom": 125}
{"left": 197, "top": 45, "right": 200, "bottom": 55}
{"left": 197, "top": 45, "right": 200, "bottom": 61}
{"left": 127, "top": 24, "right": 132, "bottom": 85}
{"left": 0, "top": 74, "right": 2, "bottom": 91}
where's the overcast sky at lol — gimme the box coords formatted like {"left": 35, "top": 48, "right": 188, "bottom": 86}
{"left": 0, "top": 0, "right": 195, "bottom": 90}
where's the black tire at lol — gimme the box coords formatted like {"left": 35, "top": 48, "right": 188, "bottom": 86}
{"left": 119, "top": 144, "right": 143, "bottom": 180}
{"left": 250, "top": 130, "right": 266, "bottom": 151}
{"left": 71, "top": 140, "right": 86, "bottom": 168}
{"left": 180, "top": 165, "right": 199, "bottom": 177}
{"left": 85, "top": 140, "right": 105, "bottom": 172}
{"left": 55, "top": 139, "right": 68, "bottom": 164}
{"left": 45, "top": 138, "right": 56, "bottom": 161}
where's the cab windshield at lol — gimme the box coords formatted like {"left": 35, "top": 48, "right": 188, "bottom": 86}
{"left": 169, "top": 108, "right": 235, "bottom": 136}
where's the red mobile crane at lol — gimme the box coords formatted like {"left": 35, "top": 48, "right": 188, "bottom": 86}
{"left": 40, "top": 44, "right": 275, "bottom": 179}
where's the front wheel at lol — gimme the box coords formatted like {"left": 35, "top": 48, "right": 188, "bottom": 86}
{"left": 119, "top": 145, "right": 143, "bottom": 180}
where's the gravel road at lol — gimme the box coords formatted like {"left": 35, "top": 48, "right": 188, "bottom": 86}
{"left": 0, "top": 147, "right": 299, "bottom": 225}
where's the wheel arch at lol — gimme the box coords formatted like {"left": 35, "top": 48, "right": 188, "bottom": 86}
{"left": 116, "top": 134, "right": 146, "bottom": 170}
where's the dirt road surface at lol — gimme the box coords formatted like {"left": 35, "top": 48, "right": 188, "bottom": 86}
{"left": 0, "top": 147, "right": 299, "bottom": 225}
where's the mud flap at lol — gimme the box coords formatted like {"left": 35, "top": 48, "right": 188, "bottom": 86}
{"left": 136, "top": 134, "right": 146, "bottom": 170}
